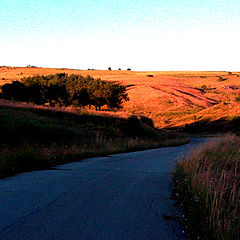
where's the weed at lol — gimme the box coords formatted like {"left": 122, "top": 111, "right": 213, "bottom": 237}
{"left": 0, "top": 104, "right": 189, "bottom": 178}
{"left": 173, "top": 135, "right": 240, "bottom": 239}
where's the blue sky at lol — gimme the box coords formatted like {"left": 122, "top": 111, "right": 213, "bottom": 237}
{"left": 1, "top": 0, "right": 240, "bottom": 70}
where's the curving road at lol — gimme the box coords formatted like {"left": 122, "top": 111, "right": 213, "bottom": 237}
{"left": 0, "top": 138, "right": 209, "bottom": 240}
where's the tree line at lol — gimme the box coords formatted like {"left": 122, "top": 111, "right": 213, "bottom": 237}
{"left": 0, "top": 73, "right": 129, "bottom": 110}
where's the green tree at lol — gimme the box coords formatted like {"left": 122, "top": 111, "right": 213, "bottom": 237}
{"left": 1, "top": 73, "right": 129, "bottom": 110}
{"left": 46, "top": 84, "right": 69, "bottom": 107}
{"left": 105, "top": 83, "right": 129, "bottom": 109}
{"left": 1, "top": 81, "right": 26, "bottom": 101}
{"left": 72, "top": 88, "right": 90, "bottom": 108}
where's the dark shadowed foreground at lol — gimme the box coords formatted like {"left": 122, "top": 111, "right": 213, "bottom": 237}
{"left": 0, "top": 138, "right": 208, "bottom": 240}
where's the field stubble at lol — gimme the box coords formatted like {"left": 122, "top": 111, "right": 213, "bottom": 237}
{"left": 1, "top": 67, "right": 240, "bottom": 129}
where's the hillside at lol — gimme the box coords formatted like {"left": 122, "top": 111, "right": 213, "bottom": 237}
{"left": 0, "top": 104, "right": 188, "bottom": 178}
{"left": 1, "top": 66, "right": 240, "bottom": 129}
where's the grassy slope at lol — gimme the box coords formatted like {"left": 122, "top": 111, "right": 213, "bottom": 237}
{"left": 0, "top": 104, "right": 188, "bottom": 178}
{"left": 2, "top": 66, "right": 239, "bottom": 239}
{"left": 1, "top": 66, "right": 240, "bottom": 131}
{"left": 173, "top": 135, "right": 240, "bottom": 240}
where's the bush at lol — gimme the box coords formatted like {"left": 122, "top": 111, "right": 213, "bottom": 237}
{"left": 146, "top": 74, "right": 154, "bottom": 77}
{"left": 218, "top": 76, "right": 227, "bottom": 82}
{"left": 125, "top": 116, "right": 158, "bottom": 137}
{"left": 199, "top": 84, "right": 207, "bottom": 92}
{"left": 138, "top": 116, "right": 154, "bottom": 128}
{"left": 1, "top": 81, "right": 26, "bottom": 101}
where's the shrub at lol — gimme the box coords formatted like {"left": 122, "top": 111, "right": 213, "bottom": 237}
{"left": 125, "top": 116, "right": 156, "bottom": 137}
{"left": 146, "top": 74, "right": 154, "bottom": 77}
{"left": 1, "top": 81, "right": 26, "bottom": 101}
{"left": 218, "top": 76, "right": 227, "bottom": 82}
{"left": 138, "top": 116, "right": 154, "bottom": 128}
{"left": 199, "top": 84, "right": 207, "bottom": 92}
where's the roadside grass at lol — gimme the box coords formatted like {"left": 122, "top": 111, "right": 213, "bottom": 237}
{"left": 0, "top": 104, "right": 189, "bottom": 178}
{"left": 173, "top": 135, "right": 240, "bottom": 240}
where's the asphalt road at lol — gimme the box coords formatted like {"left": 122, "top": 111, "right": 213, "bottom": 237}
{"left": 0, "top": 138, "right": 209, "bottom": 240}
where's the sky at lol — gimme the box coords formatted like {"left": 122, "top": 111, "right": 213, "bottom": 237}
{"left": 0, "top": 0, "right": 240, "bottom": 71}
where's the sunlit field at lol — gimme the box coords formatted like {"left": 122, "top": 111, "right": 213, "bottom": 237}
{"left": 1, "top": 66, "right": 240, "bottom": 129}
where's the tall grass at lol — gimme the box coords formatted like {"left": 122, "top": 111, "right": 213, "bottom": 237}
{"left": 0, "top": 104, "right": 189, "bottom": 178}
{"left": 173, "top": 135, "right": 240, "bottom": 240}
{"left": 0, "top": 135, "right": 187, "bottom": 178}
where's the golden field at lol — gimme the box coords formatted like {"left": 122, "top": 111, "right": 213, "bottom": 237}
{"left": 1, "top": 66, "right": 240, "bottom": 129}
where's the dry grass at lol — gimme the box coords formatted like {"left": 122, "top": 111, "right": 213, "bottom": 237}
{"left": 173, "top": 135, "right": 240, "bottom": 239}
{"left": 0, "top": 137, "right": 167, "bottom": 178}
{"left": 1, "top": 66, "right": 240, "bottom": 129}
{"left": 0, "top": 104, "right": 188, "bottom": 178}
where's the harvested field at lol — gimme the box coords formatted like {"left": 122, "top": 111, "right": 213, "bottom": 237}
{"left": 1, "top": 66, "right": 240, "bottom": 129}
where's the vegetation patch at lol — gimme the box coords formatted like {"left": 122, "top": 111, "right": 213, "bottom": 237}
{"left": 176, "top": 117, "right": 240, "bottom": 135}
{"left": 0, "top": 73, "right": 129, "bottom": 110}
{"left": 0, "top": 104, "right": 189, "bottom": 178}
{"left": 173, "top": 135, "right": 240, "bottom": 239}
{"left": 2, "top": 68, "right": 240, "bottom": 129}
{"left": 217, "top": 76, "right": 227, "bottom": 82}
